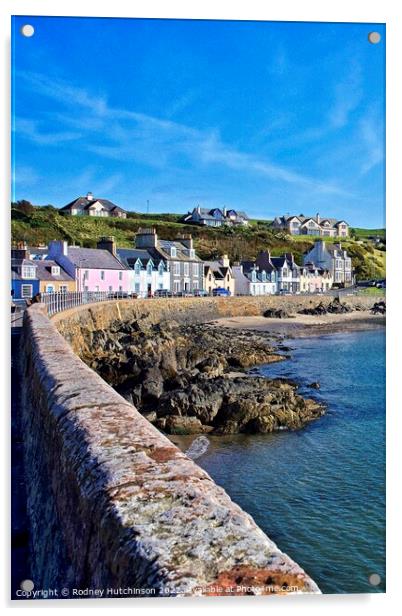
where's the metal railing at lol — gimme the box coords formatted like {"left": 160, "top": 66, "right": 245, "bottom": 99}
{"left": 40, "top": 291, "right": 119, "bottom": 316}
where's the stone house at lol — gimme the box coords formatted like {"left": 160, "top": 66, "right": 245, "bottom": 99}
{"left": 271, "top": 214, "right": 349, "bottom": 237}
{"left": 183, "top": 205, "right": 249, "bottom": 228}
{"left": 47, "top": 239, "right": 131, "bottom": 293}
{"left": 134, "top": 228, "right": 204, "bottom": 293}
{"left": 303, "top": 241, "right": 353, "bottom": 286}
{"left": 59, "top": 192, "right": 127, "bottom": 218}
{"left": 203, "top": 255, "right": 235, "bottom": 295}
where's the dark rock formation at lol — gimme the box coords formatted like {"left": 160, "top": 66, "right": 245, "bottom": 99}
{"left": 371, "top": 300, "right": 386, "bottom": 315}
{"left": 308, "top": 382, "right": 320, "bottom": 389}
{"left": 82, "top": 321, "right": 325, "bottom": 436}
{"left": 263, "top": 308, "right": 293, "bottom": 319}
{"left": 298, "top": 297, "right": 353, "bottom": 316}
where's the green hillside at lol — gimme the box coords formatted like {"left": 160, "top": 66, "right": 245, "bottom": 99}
{"left": 11, "top": 205, "right": 386, "bottom": 280}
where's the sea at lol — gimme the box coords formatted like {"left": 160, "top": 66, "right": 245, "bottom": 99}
{"left": 174, "top": 328, "right": 386, "bottom": 594}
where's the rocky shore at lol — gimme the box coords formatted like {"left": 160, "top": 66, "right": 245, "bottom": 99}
{"left": 84, "top": 320, "right": 324, "bottom": 435}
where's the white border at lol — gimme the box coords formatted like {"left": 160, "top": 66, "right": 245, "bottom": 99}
{"left": 1, "top": 1, "right": 401, "bottom": 614}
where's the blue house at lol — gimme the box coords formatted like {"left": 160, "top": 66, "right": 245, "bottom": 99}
{"left": 11, "top": 253, "right": 40, "bottom": 300}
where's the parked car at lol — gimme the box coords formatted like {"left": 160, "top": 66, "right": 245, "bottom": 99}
{"left": 174, "top": 291, "right": 193, "bottom": 297}
{"left": 193, "top": 289, "right": 208, "bottom": 297}
{"left": 278, "top": 289, "right": 292, "bottom": 295}
{"left": 154, "top": 289, "right": 173, "bottom": 298}
{"left": 213, "top": 287, "right": 231, "bottom": 297}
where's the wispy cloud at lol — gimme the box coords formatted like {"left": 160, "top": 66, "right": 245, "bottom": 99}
{"left": 358, "top": 109, "right": 384, "bottom": 175}
{"left": 328, "top": 60, "right": 363, "bottom": 129}
{"left": 17, "top": 70, "right": 351, "bottom": 198}
{"left": 15, "top": 117, "right": 81, "bottom": 145}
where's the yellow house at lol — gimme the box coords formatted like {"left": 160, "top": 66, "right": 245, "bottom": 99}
{"left": 204, "top": 255, "right": 235, "bottom": 295}
{"left": 36, "top": 260, "right": 76, "bottom": 293}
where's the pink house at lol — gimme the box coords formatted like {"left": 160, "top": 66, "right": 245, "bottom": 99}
{"left": 47, "top": 239, "right": 130, "bottom": 293}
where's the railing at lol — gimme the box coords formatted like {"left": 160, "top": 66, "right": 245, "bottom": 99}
{"left": 40, "top": 291, "right": 122, "bottom": 316}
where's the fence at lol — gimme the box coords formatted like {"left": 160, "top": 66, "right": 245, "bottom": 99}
{"left": 39, "top": 291, "right": 130, "bottom": 316}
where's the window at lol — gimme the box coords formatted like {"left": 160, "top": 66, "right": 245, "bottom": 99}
{"left": 147, "top": 262, "right": 153, "bottom": 275}
{"left": 174, "top": 262, "right": 180, "bottom": 276}
{"left": 45, "top": 284, "right": 55, "bottom": 293}
{"left": 59, "top": 285, "right": 68, "bottom": 293}
{"left": 100, "top": 271, "right": 105, "bottom": 280}
{"left": 192, "top": 262, "right": 198, "bottom": 276}
{"left": 158, "top": 263, "right": 164, "bottom": 275}
{"left": 51, "top": 266, "right": 60, "bottom": 276}
{"left": 95, "top": 286, "right": 100, "bottom": 292}
{"left": 109, "top": 285, "right": 113, "bottom": 292}
{"left": 170, "top": 246, "right": 177, "bottom": 257}
{"left": 174, "top": 280, "right": 180, "bottom": 293}
{"left": 135, "top": 283, "right": 140, "bottom": 294}
{"left": 22, "top": 265, "right": 36, "bottom": 279}
{"left": 119, "top": 271, "right": 123, "bottom": 281}
{"left": 119, "top": 286, "right": 123, "bottom": 292}
{"left": 345, "top": 259, "right": 352, "bottom": 270}
{"left": 21, "top": 284, "right": 33, "bottom": 298}
{"left": 189, "top": 249, "right": 195, "bottom": 259}
{"left": 83, "top": 270, "right": 89, "bottom": 280}
{"left": 282, "top": 268, "right": 288, "bottom": 278}
{"left": 134, "top": 261, "right": 141, "bottom": 275}
{"left": 184, "top": 262, "right": 189, "bottom": 277}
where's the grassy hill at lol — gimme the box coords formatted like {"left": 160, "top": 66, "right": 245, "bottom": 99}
{"left": 11, "top": 206, "right": 386, "bottom": 280}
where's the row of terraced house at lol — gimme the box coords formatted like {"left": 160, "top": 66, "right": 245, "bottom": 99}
{"left": 11, "top": 228, "right": 353, "bottom": 302}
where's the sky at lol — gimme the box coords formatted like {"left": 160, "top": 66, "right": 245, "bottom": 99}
{"left": 12, "top": 16, "right": 385, "bottom": 227}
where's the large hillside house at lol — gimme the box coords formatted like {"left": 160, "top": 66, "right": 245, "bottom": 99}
{"left": 303, "top": 241, "right": 353, "bottom": 286}
{"left": 271, "top": 214, "right": 349, "bottom": 237}
{"left": 60, "top": 192, "right": 127, "bottom": 218}
{"left": 134, "top": 228, "right": 204, "bottom": 294}
{"left": 183, "top": 205, "right": 249, "bottom": 228}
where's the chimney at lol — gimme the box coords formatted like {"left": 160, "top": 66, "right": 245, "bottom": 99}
{"left": 221, "top": 254, "right": 230, "bottom": 267}
{"left": 223, "top": 206, "right": 227, "bottom": 217}
{"left": 316, "top": 212, "right": 320, "bottom": 224}
{"left": 177, "top": 234, "right": 193, "bottom": 250}
{"left": 11, "top": 242, "right": 29, "bottom": 260}
{"left": 135, "top": 227, "right": 158, "bottom": 249}
{"left": 97, "top": 236, "right": 116, "bottom": 257}
{"left": 86, "top": 191, "right": 94, "bottom": 201}
{"left": 48, "top": 240, "right": 68, "bottom": 258}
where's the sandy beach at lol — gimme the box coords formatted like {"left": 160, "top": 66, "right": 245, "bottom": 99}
{"left": 211, "top": 311, "right": 385, "bottom": 338}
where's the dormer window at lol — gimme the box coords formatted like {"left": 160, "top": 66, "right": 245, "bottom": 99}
{"left": 189, "top": 249, "right": 195, "bottom": 259}
{"left": 147, "top": 262, "right": 153, "bottom": 275}
{"left": 158, "top": 262, "right": 164, "bottom": 275}
{"left": 51, "top": 265, "right": 60, "bottom": 276}
{"left": 170, "top": 246, "right": 177, "bottom": 258}
{"left": 134, "top": 260, "right": 141, "bottom": 274}
{"left": 251, "top": 271, "right": 257, "bottom": 282}
{"left": 21, "top": 265, "right": 36, "bottom": 279}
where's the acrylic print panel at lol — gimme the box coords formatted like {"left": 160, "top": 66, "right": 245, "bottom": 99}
{"left": 11, "top": 15, "right": 385, "bottom": 600}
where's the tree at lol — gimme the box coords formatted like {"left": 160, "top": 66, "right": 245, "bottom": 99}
{"left": 12, "top": 200, "right": 34, "bottom": 216}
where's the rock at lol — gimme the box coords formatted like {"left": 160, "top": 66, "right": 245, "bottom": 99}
{"left": 371, "top": 301, "right": 386, "bottom": 315}
{"left": 164, "top": 416, "right": 205, "bottom": 435}
{"left": 308, "top": 382, "right": 320, "bottom": 389}
{"left": 263, "top": 308, "right": 292, "bottom": 319}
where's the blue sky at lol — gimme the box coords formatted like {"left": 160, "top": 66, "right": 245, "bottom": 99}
{"left": 12, "top": 16, "right": 385, "bottom": 227}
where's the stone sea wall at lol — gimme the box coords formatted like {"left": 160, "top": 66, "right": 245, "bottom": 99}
{"left": 53, "top": 294, "right": 374, "bottom": 357}
{"left": 20, "top": 301, "right": 327, "bottom": 596}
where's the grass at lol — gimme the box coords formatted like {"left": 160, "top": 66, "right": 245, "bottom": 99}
{"left": 356, "top": 287, "right": 385, "bottom": 296}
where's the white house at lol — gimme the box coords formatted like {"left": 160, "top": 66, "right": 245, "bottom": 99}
{"left": 232, "top": 263, "right": 277, "bottom": 296}
{"left": 303, "top": 241, "right": 353, "bottom": 286}
{"left": 116, "top": 248, "right": 170, "bottom": 297}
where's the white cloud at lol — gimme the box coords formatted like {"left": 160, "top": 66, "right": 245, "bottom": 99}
{"left": 17, "top": 70, "right": 351, "bottom": 198}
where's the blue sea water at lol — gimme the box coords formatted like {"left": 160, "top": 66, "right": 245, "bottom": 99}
{"left": 178, "top": 329, "right": 386, "bottom": 594}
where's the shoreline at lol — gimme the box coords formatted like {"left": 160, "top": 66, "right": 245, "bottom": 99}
{"left": 210, "top": 311, "right": 385, "bottom": 338}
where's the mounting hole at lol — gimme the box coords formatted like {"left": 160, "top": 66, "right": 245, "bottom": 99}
{"left": 20, "top": 579, "right": 34, "bottom": 592}
{"left": 368, "top": 573, "right": 381, "bottom": 586}
{"left": 21, "top": 24, "right": 35, "bottom": 38}
{"left": 368, "top": 32, "right": 381, "bottom": 44}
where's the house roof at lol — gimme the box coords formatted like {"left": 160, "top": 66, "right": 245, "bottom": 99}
{"left": 11, "top": 259, "right": 74, "bottom": 282}
{"left": 60, "top": 196, "right": 126, "bottom": 214}
{"left": 188, "top": 207, "right": 249, "bottom": 221}
{"left": 151, "top": 240, "right": 202, "bottom": 262}
{"left": 65, "top": 247, "right": 129, "bottom": 270}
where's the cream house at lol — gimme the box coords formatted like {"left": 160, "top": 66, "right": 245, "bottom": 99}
{"left": 204, "top": 255, "right": 235, "bottom": 295}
